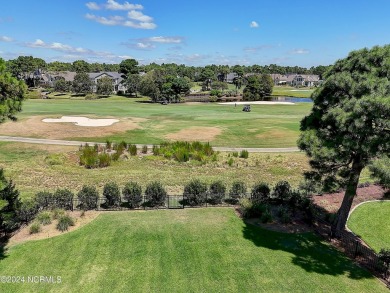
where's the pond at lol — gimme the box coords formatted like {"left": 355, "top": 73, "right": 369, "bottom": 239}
{"left": 267, "top": 96, "right": 313, "bottom": 103}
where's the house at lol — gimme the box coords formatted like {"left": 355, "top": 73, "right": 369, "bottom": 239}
{"left": 88, "top": 72, "right": 126, "bottom": 93}
{"left": 270, "top": 73, "right": 320, "bottom": 87}
{"left": 46, "top": 71, "right": 128, "bottom": 93}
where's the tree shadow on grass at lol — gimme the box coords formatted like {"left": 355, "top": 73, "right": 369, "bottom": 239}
{"left": 0, "top": 235, "right": 9, "bottom": 261}
{"left": 242, "top": 221, "right": 374, "bottom": 280}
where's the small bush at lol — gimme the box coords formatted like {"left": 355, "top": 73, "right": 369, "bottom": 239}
{"left": 251, "top": 182, "right": 271, "bottom": 202}
{"left": 56, "top": 214, "right": 75, "bottom": 232}
{"left": 232, "top": 151, "right": 238, "bottom": 157}
{"left": 16, "top": 199, "right": 39, "bottom": 223}
{"left": 53, "top": 189, "right": 74, "bottom": 210}
{"left": 273, "top": 181, "right": 292, "bottom": 202}
{"left": 128, "top": 144, "right": 137, "bottom": 156}
{"left": 142, "top": 145, "right": 148, "bottom": 154}
{"left": 77, "top": 185, "right": 99, "bottom": 210}
{"left": 227, "top": 157, "right": 234, "bottom": 166}
{"left": 229, "top": 181, "right": 247, "bottom": 203}
{"left": 29, "top": 222, "right": 41, "bottom": 234}
{"left": 239, "top": 150, "right": 249, "bottom": 159}
{"left": 278, "top": 207, "right": 292, "bottom": 224}
{"left": 145, "top": 181, "right": 167, "bottom": 207}
{"left": 35, "top": 191, "right": 54, "bottom": 210}
{"left": 261, "top": 209, "right": 273, "bottom": 223}
{"left": 152, "top": 145, "right": 160, "bottom": 156}
{"left": 98, "top": 153, "right": 111, "bottom": 167}
{"left": 122, "top": 181, "right": 143, "bottom": 208}
{"left": 36, "top": 211, "right": 52, "bottom": 225}
{"left": 238, "top": 198, "right": 253, "bottom": 218}
{"left": 209, "top": 180, "right": 226, "bottom": 204}
{"left": 52, "top": 208, "right": 65, "bottom": 220}
{"left": 184, "top": 179, "right": 208, "bottom": 206}
{"left": 103, "top": 182, "right": 121, "bottom": 207}
{"left": 378, "top": 248, "right": 390, "bottom": 270}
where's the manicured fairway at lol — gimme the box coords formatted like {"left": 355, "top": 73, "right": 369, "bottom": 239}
{"left": 347, "top": 201, "right": 390, "bottom": 252}
{"left": 0, "top": 96, "right": 312, "bottom": 147}
{"left": 0, "top": 209, "right": 386, "bottom": 293}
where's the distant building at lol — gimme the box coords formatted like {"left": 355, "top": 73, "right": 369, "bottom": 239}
{"left": 270, "top": 73, "right": 321, "bottom": 87}
{"left": 37, "top": 71, "right": 128, "bottom": 93}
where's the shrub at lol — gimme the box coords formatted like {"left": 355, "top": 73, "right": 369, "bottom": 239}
{"left": 152, "top": 145, "right": 160, "bottom": 155}
{"left": 278, "top": 206, "right": 292, "bottom": 224}
{"left": 184, "top": 179, "right": 208, "bottom": 206}
{"left": 142, "top": 145, "right": 148, "bottom": 154}
{"left": 145, "top": 181, "right": 167, "bottom": 207}
{"left": 128, "top": 144, "right": 137, "bottom": 156}
{"left": 251, "top": 182, "right": 271, "bottom": 202}
{"left": 260, "top": 209, "right": 273, "bottom": 223}
{"left": 103, "top": 182, "right": 121, "bottom": 207}
{"left": 29, "top": 222, "right": 41, "bottom": 234}
{"left": 79, "top": 144, "right": 99, "bottom": 168}
{"left": 239, "top": 149, "right": 249, "bottom": 159}
{"left": 232, "top": 151, "right": 238, "bottom": 157}
{"left": 238, "top": 198, "right": 253, "bottom": 218}
{"left": 227, "top": 157, "right": 234, "bottom": 166}
{"left": 229, "top": 181, "right": 247, "bottom": 203}
{"left": 56, "top": 214, "right": 75, "bottom": 232}
{"left": 53, "top": 189, "right": 74, "bottom": 210}
{"left": 35, "top": 191, "right": 54, "bottom": 210}
{"left": 52, "top": 208, "right": 65, "bottom": 220}
{"left": 122, "top": 181, "right": 143, "bottom": 208}
{"left": 106, "top": 139, "right": 112, "bottom": 150}
{"left": 378, "top": 248, "right": 390, "bottom": 270}
{"left": 273, "top": 181, "right": 292, "bottom": 202}
{"left": 99, "top": 152, "right": 112, "bottom": 167}
{"left": 209, "top": 180, "right": 226, "bottom": 204}
{"left": 77, "top": 185, "right": 99, "bottom": 210}
{"left": 36, "top": 211, "right": 52, "bottom": 225}
{"left": 16, "top": 199, "right": 39, "bottom": 223}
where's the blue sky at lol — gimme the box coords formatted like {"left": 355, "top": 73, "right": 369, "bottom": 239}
{"left": 1, "top": 0, "right": 390, "bottom": 67}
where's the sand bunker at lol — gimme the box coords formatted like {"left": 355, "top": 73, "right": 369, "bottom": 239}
{"left": 0, "top": 116, "right": 145, "bottom": 139}
{"left": 42, "top": 116, "right": 119, "bottom": 127}
{"left": 165, "top": 127, "right": 222, "bottom": 142}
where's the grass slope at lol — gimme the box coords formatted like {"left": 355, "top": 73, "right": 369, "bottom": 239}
{"left": 347, "top": 201, "right": 390, "bottom": 252}
{"left": 0, "top": 142, "right": 309, "bottom": 199}
{"left": 0, "top": 209, "right": 386, "bottom": 293}
{"left": 0, "top": 96, "right": 312, "bottom": 147}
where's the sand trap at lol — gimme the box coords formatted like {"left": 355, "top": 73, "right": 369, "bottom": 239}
{"left": 219, "top": 101, "right": 294, "bottom": 105}
{"left": 42, "top": 116, "right": 119, "bottom": 127}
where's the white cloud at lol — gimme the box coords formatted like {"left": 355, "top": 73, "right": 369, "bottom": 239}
{"left": 0, "top": 36, "right": 13, "bottom": 42}
{"left": 147, "top": 36, "right": 184, "bottom": 44}
{"left": 250, "top": 21, "right": 259, "bottom": 28}
{"left": 123, "top": 20, "right": 156, "bottom": 29}
{"left": 244, "top": 45, "right": 273, "bottom": 52}
{"left": 127, "top": 10, "right": 152, "bottom": 22}
{"left": 106, "top": 0, "right": 143, "bottom": 11}
{"left": 290, "top": 49, "right": 309, "bottom": 54}
{"left": 85, "top": 13, "right": 123, "bottom": 25}
{"left": 86, "top": 2, "right": 100, "bottom": 10}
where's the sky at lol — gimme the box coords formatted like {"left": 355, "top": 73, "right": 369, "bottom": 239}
{"left": 1, "top": 0, "right": 390, "bottom": 67}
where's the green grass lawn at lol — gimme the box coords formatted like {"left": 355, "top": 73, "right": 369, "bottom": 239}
{"left": 0, "top": 96, "right": 312, "bottom": 147}
{"left": 0, "top": 209, "right": 386, "bottom": 293}
{"left": 347, "top": 201, "right": 390, "bottom": 252}
{"left": 272, "top": 86, "right": 314, "bottom": 98}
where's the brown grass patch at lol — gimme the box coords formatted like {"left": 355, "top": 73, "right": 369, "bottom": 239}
{"left": 8, "top": 210, "right": 101, "bottom": 247}
{"left": 165, "top": 126, "right": 222, "bottom": 142}
{"left": 256, "top": 129, "right": 295, "bottom": 140}
{"left": 0, "top": 116, "right": 146, "bottom": 139}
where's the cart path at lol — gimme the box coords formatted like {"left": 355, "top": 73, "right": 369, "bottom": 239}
{"left": 0, "top": 135, "right": 300, "bottom": 153}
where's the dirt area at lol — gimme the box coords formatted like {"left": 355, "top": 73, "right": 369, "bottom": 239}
{"left": 165, "top": 126, "right": 222, "bottom": 142}
{"left": 0, "top": 116, "right": 146, "bottom": 139}
{"left": 312, "top": 185, "right": 387, "bottom": 214}
{"left": 245, "top": 218, "right": 312, "bottom": 233}
{"left": 8, "top": 210, "right": 102, "bottom": 247}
